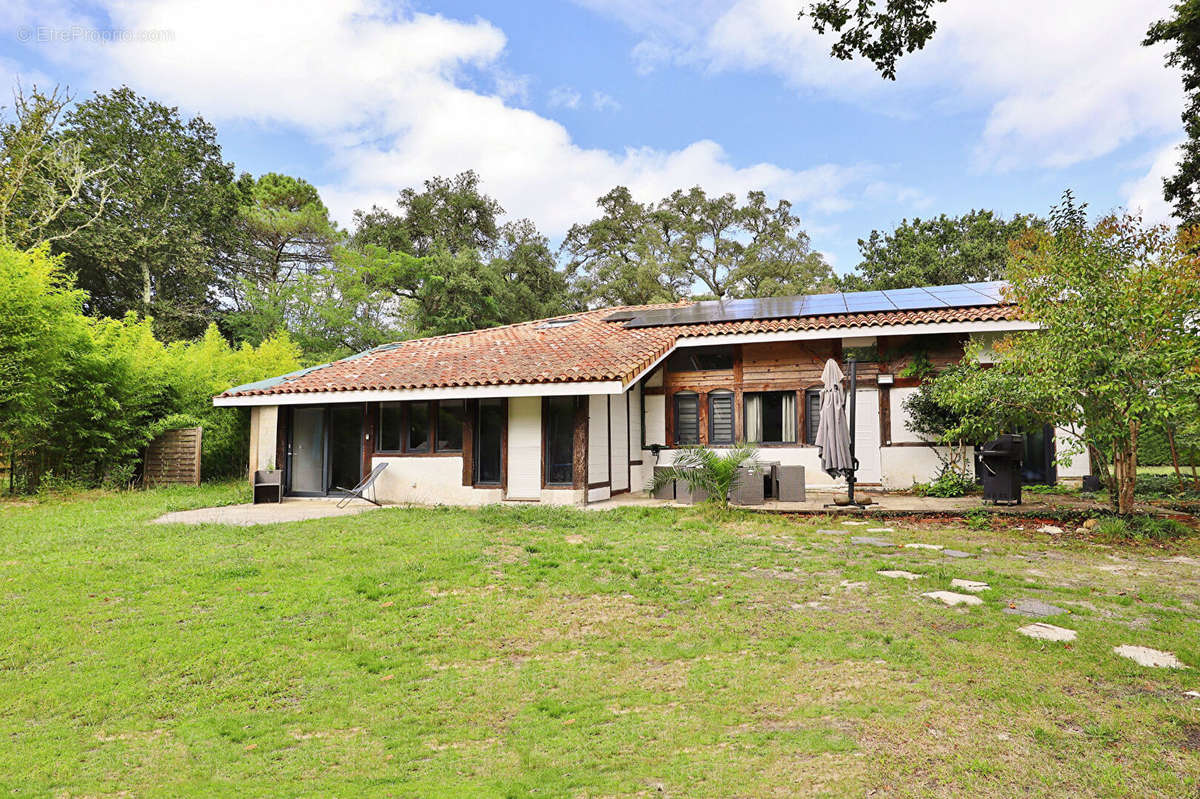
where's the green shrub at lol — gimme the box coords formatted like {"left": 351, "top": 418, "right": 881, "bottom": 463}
{"left": 1093, "top": 515, "right": 1192, "bottom": 542}
{"left": 913, "top": 469, "right": 975, "bottom": 498}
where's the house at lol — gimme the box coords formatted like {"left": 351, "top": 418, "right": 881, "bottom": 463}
{"left": 212, "top": 281, "right": 1088, "bottom": 505}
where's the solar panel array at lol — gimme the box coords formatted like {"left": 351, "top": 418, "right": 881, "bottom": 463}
{"left": 621, "top": 281, "right": 1007, "bottom": 329}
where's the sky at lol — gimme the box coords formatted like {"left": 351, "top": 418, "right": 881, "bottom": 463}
{"left": 0, "top": 0, "right": 1186, "bottom": 274}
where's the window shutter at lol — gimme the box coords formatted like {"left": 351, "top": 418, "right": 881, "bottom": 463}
{"left": 805, "top": 390, "right": 821, "bottom": 445}
{"left": 675, "top": 393, "right": 699, "bottom": 444}
{"left": 709, "top": 391, "right": 734, "bottom": 444}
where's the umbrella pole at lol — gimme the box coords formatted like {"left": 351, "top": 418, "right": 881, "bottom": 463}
{"left": 847, "top": 357, "right": 859, "bottom": 506}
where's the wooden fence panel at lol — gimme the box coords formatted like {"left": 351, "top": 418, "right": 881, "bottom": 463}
{"left": 144, "top": 427, "right": 202, "bottom": 487}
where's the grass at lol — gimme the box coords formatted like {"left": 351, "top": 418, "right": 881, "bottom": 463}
{"left": 1, "top": 485, "right": 1199, "bottom": 797}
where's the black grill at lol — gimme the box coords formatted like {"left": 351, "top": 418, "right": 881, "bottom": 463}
{"left": 980, "top": 434, "right": 1024, "bottom": 505}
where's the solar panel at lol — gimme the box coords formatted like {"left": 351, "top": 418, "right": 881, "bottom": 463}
{"left": 603, "top": 311, "right": 637, "bottom": 322}
{"left": 621, "top": 281, "right": 1005, "bottom": 328}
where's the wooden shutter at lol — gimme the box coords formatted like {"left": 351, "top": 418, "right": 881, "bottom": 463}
{"left": 709, "top": 391, "right": 734, "bottom": 445}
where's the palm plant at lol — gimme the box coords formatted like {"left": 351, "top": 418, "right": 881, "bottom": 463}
{"left": 647, "top": 444, "right": 760, "bottom": 508}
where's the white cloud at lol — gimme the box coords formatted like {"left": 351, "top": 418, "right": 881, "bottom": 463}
{"left": 591, "top": 91, "right": 620, "bottom": 112}
{"left": 1123, "top": 140, "right": 1182, "bottom": 224}
{"left": 14, "top": 0, "right": 877, "bottom": 238}
{"left": 578, "top": 0, "right": 1184, "bottom": 173}
{"left": 547, "top": 86, "right": 582, "bottom": 109}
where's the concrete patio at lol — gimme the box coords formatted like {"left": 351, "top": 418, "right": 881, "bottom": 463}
{"left": 153, "top": 497, "right": 383, "bottom": 526}
{"left": 583, "top": 489, "right": 1112, "bottom": 517}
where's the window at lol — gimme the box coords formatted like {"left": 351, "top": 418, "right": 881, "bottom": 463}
{"left": 674, "top": 392, "right": 700, "bottom": 444}
{"left": 667, "top": 345, "right": 733, "bottom": 372}
{"left": 537, "top": 318, "right": 579, "bottom": 329}
{"left": 843, "top": 344, "right": 879, "bottom": 362}
{"left": 708, "top": 390, "right": 734, "bottom": 445}
{"left": 378, "top": 403, "right": 403, "bottom": 452}
{"left": 436, "top": 400, "right": 465, "bottom": 452}
{"left": 475, "top": 399, "right": 504, "bottom": 484}
{"left": 407, "top": 402, "right": 431, "bottom": 452}
{"left": 544, "top": 397, "right": 576, "bottom": 485}
{"left": 745, "top": 391, "right": 797, "bottom": 444}
{"left": 805, "top": 389, "right": 822, "bottom": 445}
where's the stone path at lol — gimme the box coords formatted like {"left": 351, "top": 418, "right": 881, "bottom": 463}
{"left": 851, "top": 536, "right": 894, "bottom": 547}
{"left": 923, "top": 590, "right": 983, "bottom": 607}
{"left": 1113, "top": 645, "right": 1186, "bottom": 669}
{"left": 855, "top": 530, "right": 1190, "bottom": 671}
{"left": 1018, "top": 622, "right": 1077, "bottom": 642}
{"left": 1002, "top": 599, "right": 1067, "bottom": 617}
{"left": 877, "top": 569, "right": 922, "bottom": 580}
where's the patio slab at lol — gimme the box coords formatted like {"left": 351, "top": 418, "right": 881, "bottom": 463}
{"left": 153, "top": 499, "right": 382, "bottom": 527}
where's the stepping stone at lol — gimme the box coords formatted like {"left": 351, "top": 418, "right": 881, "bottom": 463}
{"left": 1113, "top": 645, "right": 1186, "bottom": 669}
{"left": 841, "top": 520, "right": 869, "bottom": 526}
{"left": 1037, "top": 525, "right": 1064, "bottom": 535}
{"left": 1018, "top": 622, "right": 1077, "bottom": 642}
{"left": 866, "top": 527, "right": 895, "bottom": 533}
{"left": 951, "top": 579, "right": 989, "bottom": 593}
{"left": 1185, "top": 691, "right": 1200, "bottom": 698}
{"left": 904, "top": 543, "right": 944, "bottom": 551}
{"left": 1002, "top": 599, "right": 1067, "bottom": 618}
{"left": 923, "top": 590, "right": 983, "bottom": 607}
{"left": 840, "top": 579, "right": 868, "bottom": 589}
{"left": 877, "top": 569, "right": 922, "bottom": 580}
{"left": 851, "top": 536, "right": 894, "bottom": 547}
{"left": 815, "top": 529, "right": 847, "bottom": 535}
{"left": 942, "top": 549, "right": 975, "bottom": 558}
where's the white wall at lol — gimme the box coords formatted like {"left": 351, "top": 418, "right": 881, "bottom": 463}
{"left": 372, "top": 455, "right": 503, "bottom": 505}
{"left": 610, "top": 394, "right": 629, "bottom": 492}
{"left": 1055, "top": 426, "right": 1090, "bottom": 478}
{"left": 879, "top": 446, "right": 971, "bottom": 490}
{"left": 248, "top": 405, "right": 279, "bottom": 479}
{"left": 507, "top": 396, "right": 542, "bottom": 500}
{"left": 889, "top": 387, "right": 935, "bottom": 444}
{"left": 644, "top": 394, "right": 666, "bottom": 447}
{"left": 588, "top": 394, "right": 610, "bottom": 501}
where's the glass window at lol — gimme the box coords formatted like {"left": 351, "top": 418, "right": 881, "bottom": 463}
{"left": 745, "top": 391, "right": 797, "bottom": 444}
{"left": 436, "top": 400, "right": 465, "bottom": 452}
{"left": 544, "top": 397, "right": 576, "bottom": 485}
{"left": 378, "top": 403, "right": 403, "bottom": 452}
{"left": 674, "top": 392, "right": 700, "bottom": 444}
{"left": 475, "top": 399, "right": 504, "bottom": 484}
{"left": 708, "top": 391, "right": 734, "bottom": 445}
{"left": 805, "top": 389, "right": 822, "bottom": 445}
{"left": 667, "top": 345, "right": 733, "bottom": 372}
{"left": 406, "top": 402, "right": 431, "bottom": 452}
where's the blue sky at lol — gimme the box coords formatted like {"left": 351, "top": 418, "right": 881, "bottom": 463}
{"left": 0, "top": 0, "right": 1185, "bottom": 273}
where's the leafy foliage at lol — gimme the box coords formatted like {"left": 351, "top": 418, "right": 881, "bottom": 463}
{"left": 911, "top": 468, "right": 974, "bottom": 497}
{"left": 839, "top": 210, "right": 1042, "bottom": 290}
{"left": 565, "top": 186, "right": 833, "bottom": 306}
{"left": 800, "top": 0, "right": 947, "bottom": 80}
{"left": 933, "top": 193, "right": 1200, "bottom": 514}
{"left": 1144, "top": 1, "right": 1200, "bottom": 229}
{"left": 647, "top": 444, "right": 760, "bottom": 508}
{"left": 54, "top": 86, "right": 243, "bottom": 340}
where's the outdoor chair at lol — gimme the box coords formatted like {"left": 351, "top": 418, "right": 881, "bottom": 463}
{"left": 775, "top": 465, "right": 806, "bottom": 502}
{"left": 730, "top": 465, "right": 766, "bottom": 505}
{"left": 335, "top": 463, "right": 388, "bottom": 508}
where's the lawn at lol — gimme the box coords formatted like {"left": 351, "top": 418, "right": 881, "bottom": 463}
{"left": 2, "top": 486, "right": 1199, "bottom": 797}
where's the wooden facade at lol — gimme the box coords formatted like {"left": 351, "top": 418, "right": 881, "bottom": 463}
{"left": 650, "top": 334, "right": 968, "bottom": 448}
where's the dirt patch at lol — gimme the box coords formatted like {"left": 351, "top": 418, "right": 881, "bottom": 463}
{"left": 1180, "top": 723, "right": 1200, "bottom": 752}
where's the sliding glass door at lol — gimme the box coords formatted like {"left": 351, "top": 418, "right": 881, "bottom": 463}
{"left": 287, "top": 405, "right": 363, "bottom": 496}
{"left": 290, "top": 407, "right": 326, "bottom": 495}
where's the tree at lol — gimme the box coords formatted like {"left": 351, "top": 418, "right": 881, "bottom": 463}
{"left": 561, "top": 186, "right": 688, "bottom": 306}
{"left": 224, "top": 172, "right": 340, "bottom": 345}
{"left": 564, "top": 185, "right": 834, "bottom": 306}
{"left": 838, "top": 210, "right": 1042, "bottom": 290}
{"left": 0, "top": 243, "right": 88, "bottom": 483}
{"left": 0, "top": 83, "right": 111, "bottom": 249}
{"left": 934, "top": 193, "right": 1200, "bottom": 514}
{"left": 350, "top": 173, "right": 573, "bottom": 337}
{"left": 800, "top": 0, "right": 946, "bottom": 80}
{"left": 1145, "top": 1, "right": 1200, "bottom": 229}
{"left": 54, "top": 86, "right": 242, "bottom": 340}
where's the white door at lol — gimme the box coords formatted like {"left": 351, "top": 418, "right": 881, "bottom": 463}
{"left": 609, "top": 394, "right": 629, "bottom": 492}
{"left": 850, "top": 388, "right": 881, "bottom": 484}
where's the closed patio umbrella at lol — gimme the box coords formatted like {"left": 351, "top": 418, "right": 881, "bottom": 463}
{"left": 815, "top": 358, "right": 854, "bottom": 478}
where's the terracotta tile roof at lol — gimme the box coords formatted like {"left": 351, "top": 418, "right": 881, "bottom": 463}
{"left": 218, "top": 298, "right": 1019, "bottom": 398}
